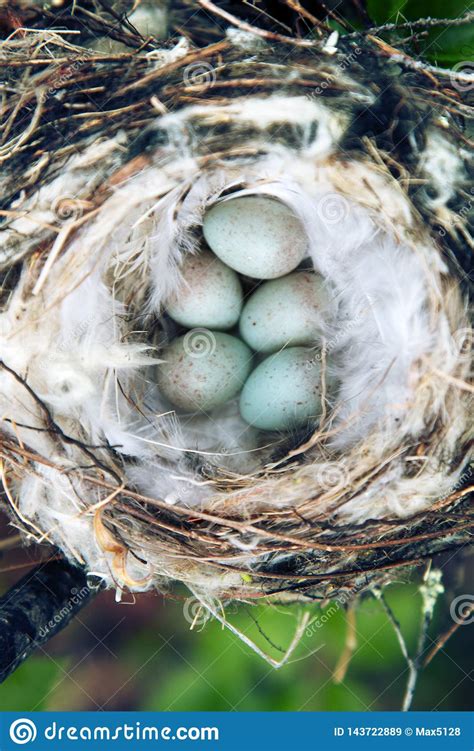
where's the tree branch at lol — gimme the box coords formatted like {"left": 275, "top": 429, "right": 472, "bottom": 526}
{"left": 0, "top": 558, "right": 103, "bottom": 683}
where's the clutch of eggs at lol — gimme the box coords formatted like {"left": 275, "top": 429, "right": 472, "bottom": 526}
{"left": 157, "top": 195, "right": 331, "bottom": 432}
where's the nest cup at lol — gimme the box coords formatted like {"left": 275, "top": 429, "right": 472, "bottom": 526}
{"left": 0, "top": 5, "right": 472, "bottom": 653}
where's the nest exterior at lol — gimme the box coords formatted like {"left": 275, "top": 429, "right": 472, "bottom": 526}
{"left": 0, "top": 2, "right": 472, "bottom": 625}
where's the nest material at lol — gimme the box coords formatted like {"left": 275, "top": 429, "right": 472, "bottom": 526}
{"left": 0, "top": 2, "right": 473, "bottom": 632}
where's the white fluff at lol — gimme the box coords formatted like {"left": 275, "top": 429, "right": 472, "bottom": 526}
{"left": 419, "top": 128, "right": 465, "bottom": 209}
{"left": 0, "top": 94, "right": 469, "bottom": 591}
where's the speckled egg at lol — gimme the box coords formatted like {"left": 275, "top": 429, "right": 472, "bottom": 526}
{"left": 239, "top": 272, "right": 329, "bottom": 353}
{"left": 239, "top": 347, "right": 322, "bottom": 430}
{"left": 202, "top": 196, "right": 308, "bottom": 279}
{"left": 157, "top": 331, "right": 253, "bottom": 412}
{"left": 165, "top": 250, "right": 243, "bottom": 329}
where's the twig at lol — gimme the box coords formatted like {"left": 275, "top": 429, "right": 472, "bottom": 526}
{"left": 430, "top": 367, "right": 474, "bottom": 394}
{"left": 0, "top": 360, "right": 122, "bottom": 484}
{"left": 333, "top": 605, "right": 357, "bottom": 683}
{"left": 279, "top": 0, "right": 330, "bottom": 34}
{"left": 308, "top": 0, "right": 351, "bottom": 30}
{"left": 243, "top": 606, "right": 287, "bottom": 654}
{"left": 192, "top": 589, "right": 312, "bottom": 668}
{"left": 113, "top": 39, "right": 229, "bottom": 97}
{"left": 0, "top": 534, "right": 22, "bottom": 552}
{"left": 377, "top": 568, "right": 444, "bottom": 711}
{"left": 364, "top": 12, "right": 474, "bottom": 34}
{"left": 406, "top": 569, "right": 443, "bottom": 710}
{"left": 423, "top": 603, "right": 474, "bottom": 667}
{"left": 197, "top": 0, "right": 320, "bottom": 47}
{"left": 0, "top": 55, "right": 136, "bottom": 66}
{"left": 242, "top": 0, "right": 294, "bottom": 34}
{"left": 367, "top": 38, "right": 474, "bottom": 85}
{"left": 378, "top": 590, "right": 413, "bottom": 670}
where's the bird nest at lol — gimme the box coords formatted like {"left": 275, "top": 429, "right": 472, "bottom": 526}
{"left": 0, "top": 2, "right": 472, "bottom": 651}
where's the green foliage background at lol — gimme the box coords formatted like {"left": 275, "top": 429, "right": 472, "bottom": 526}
{"left": 351, "top": 0, "right": 473, "bottom": 66}
{"left": 0, "top": 0, "right": 472, "bottom": 713}
{"left": 0, "top": 580, "right": 471, "bottom": 711}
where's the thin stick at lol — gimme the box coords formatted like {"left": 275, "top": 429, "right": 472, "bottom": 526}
{"left": 197, "top": 0, "right": 320, "bottom": 47}
{"left": 32, "top": 207, "right": 100, "bottom": 296}
{"left": 423, "top": 603, "right": 474, "bottom": 668}
{"left": 0, "top": 534, "right": 22, "bottom": 552}
{"left": 333, "top": 605, "right": 357, "bottom": 683}
{"left": 378, "top": 568, "right": 443, "bottom": 711}
{"left": 279, "top": 0, "right": 329, "bottom": 33}
{"left": 365, "top": 12, "right": 474, "bottom": 34}
{"left": 378, "top": 591, "right": 418, "bottom": 711}
{"left": 0, "top": 360, "right": 122, "bottom": 485}
{"left": 430, "top": 368, "right": 474, "bottom": 394}
{"left": 80, "top": 475, "right": 474, "bottom": 553}
{"left": 193, "top": 589, "right": 313, "bottom": 668}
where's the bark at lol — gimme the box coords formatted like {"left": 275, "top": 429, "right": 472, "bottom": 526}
{"left": 0, "top": 558, "right": 102, "bottom": 683}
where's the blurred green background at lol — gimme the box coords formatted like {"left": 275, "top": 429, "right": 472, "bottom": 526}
{"left": 336, "top": 0, "right": 473, "bottom": 66}
{"left": 0, "top": 511, "right": 472, "bottom": 711}
{"left": 0, "top": 0, "right": 472, "bottom": 714}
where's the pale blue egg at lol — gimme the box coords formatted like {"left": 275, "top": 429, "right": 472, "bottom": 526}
{"left": 202, "top": 196, "right": 307, "bottom": 279}
{"left": 239, "top": 272, "right": 329, "bottom": 353}
{"left": 165, "top": 250, "right": 243, "bottom": 329}
{"left": 157, "top": 331, "right": 253, "bottom": 412}
{"left": 239, "top": 347, "right": 321, "bottom": 430}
